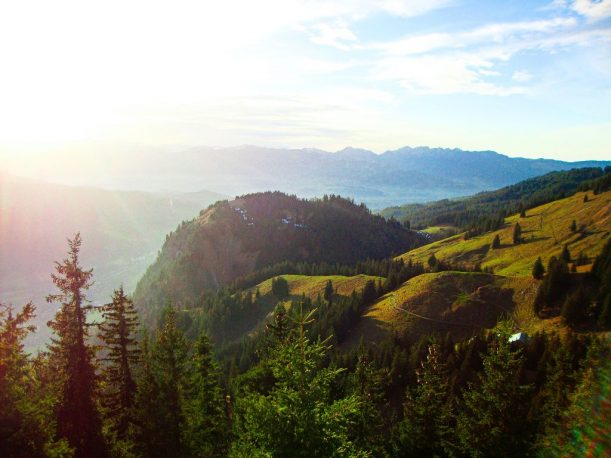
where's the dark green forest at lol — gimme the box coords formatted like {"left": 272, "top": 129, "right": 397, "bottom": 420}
{"left": 2, "top": 231, "right": 610, "bottom": 457}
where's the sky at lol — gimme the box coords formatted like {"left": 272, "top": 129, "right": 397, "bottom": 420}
{"left": 0, "top": 0, "right": 610, "bottom": 161}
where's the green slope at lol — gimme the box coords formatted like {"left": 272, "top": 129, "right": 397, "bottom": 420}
{"left": 398, "top": 190, "right": 610, "bottom": 276}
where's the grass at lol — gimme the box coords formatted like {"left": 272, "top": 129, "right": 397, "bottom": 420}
{"left": 252, "top": 274, "right": 384, "bottom": 310}
{"left": 345, "top": 270, "right": 550, "bottom": 346}
{"left": 398, "top": 190, "right": 610, "bottom": 276}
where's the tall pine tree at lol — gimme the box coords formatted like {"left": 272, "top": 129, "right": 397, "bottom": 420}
{"left": 183, "top": 334, "right": 229, "bottom": 457}
{"left": 98, "top": 286, "right": 140, "bottom": 440}
{"left": 46, "top": 234, "right": 106, "bottom": 458}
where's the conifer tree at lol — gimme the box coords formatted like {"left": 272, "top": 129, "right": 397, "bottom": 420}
{"left": 561, "top": 244, "right": 571, "bottom": 264}
{"left": 0, "top": 303, "right": 61, "bottom": 457}
{"left": 397, "top": 343, "right": 453, "bottom": 457}
{"left": 98, "top": 286, "right": 140, "bottom": 439}
{"left": 561, "top": 287, "right": 588, "bottom": 327}
{"left": 46, "top": 234, "right": 106, "bottom": 458}
{"left": 150, "top": 307, "right": 190, "bottom": 457}
{"left": 491, "top": 234, "right": 501, "bottom": 249}
{"left": 513, "top": 222, "right": 522, "bottom": 244}
{"left": 456, "top": 323, "right": 532, "bottom": 457}
{"left": 570, "top": 219, "right": 577, "bottom": 232}
{"left": 183, "top": 334, "right": 229, "bottom": 457}
{"left": 133, "top": 332, "right": 162, "bottom": 458}
{"left": 231, "top": 307, "right": 366, "bottom": 457}
{"left": 323, "top": 280, "right": 334, "bottom": 306}
{"left": 532, "top": 257, "right": 545, "bottom": 280}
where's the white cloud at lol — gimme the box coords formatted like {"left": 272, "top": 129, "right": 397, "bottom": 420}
{"left": 571, "top": 0, "right": 611, "bottom": 21}
{"left": 512, "top": 70, "right": 534, "bottom": 82}
{"left": 373, "top": 17, "right": 577, "bottom": 56}
{"left": 310, "top": 20, "right": 358, "bottom": 50}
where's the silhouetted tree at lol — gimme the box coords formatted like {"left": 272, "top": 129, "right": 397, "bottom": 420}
{"left": 46, "top": 234, "right": 106, "bottom": 458}
{"left": 532, "top": 257, "right": 545, "bottom": 280}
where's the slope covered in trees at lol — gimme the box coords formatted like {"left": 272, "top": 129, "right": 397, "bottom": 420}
{"left": 133, "top": 192, "right": 422, "bottom": 323}
{"left": 381, "top": 167, "right": 609, "bottom": 230}
{"left": 2, "top": 180, "right": 610, "bottom": 456}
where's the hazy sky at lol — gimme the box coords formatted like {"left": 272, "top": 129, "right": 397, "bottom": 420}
{"left": 0, "top": 0, "right": 610, "bottom": 161}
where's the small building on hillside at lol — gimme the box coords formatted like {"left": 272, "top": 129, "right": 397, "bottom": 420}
{"left": 509, "top": 332, "right": 529, "bottom": 344}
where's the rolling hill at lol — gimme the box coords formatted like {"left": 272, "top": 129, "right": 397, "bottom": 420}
{"left": 347, "top": 272, "right": 545, "bottom": 346}
{"left": 397, "top": 189, "right": 610, "bottom": 276}
{"left": 133, "top": 192, "right": 421, "bottom": 322}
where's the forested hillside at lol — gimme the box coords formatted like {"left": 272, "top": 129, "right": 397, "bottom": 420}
{"left": 381, "top": 166, "right": 610, "bottom": 230}
{"left": 133, "top": 192, "right": 422, "bottom": 323}
{"left": 2, "top": 177, "right": 610, "bottom": 458}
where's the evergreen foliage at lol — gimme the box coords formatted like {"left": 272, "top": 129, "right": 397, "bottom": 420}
{"left": 230, "top": 307, "right": 367, "bottom": 457}
{"left": 46, "top": 234, "right": 106, "bottom": 458}
{"left": 532, "top": 257, "right": 545, "bottom": 280}
{"left": 491, "top": 234, "right": 501, "bottom": 249}
{"left": 98, "top": 286, "right": 140, "bottom": 439}
{"left": 455, "top": 323, "right": 532, "bottom": 457}
{"left": 512, "top": 222, "right": 522, "bottom": 244}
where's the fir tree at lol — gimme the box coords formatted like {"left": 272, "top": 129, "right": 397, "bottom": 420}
{"left": 513, "top": 222, "right": 522, "bottom": 244}
{"left": 570, "top": 219, "right": 577, "bottom": 232}
{"left": 323, "top": 280, "right": 334, "bottom": 306}
{"left": 456, "top": 323, "right": 532, "bottom": 457}
{"left": 561, "top": 244, "right": 571, "bottom": 264}
{"left": 46, "top": 234, "right": 106, "bottom": 458}
{"left": 532, "top": 257, "right": 545, "bottom": 280}
{"left": 583, "top": 194, "right": 588, "bottom": 203}
{"left": 230, "top": 307, "right": 366, "bottom": 457}
{"left": 491, "top": 234, "right": 501, "bottom": 249}
{"left": 98, "top": 286, "right": 140, "bottom": 439}
{"left": 561, "top": 287, "right": 588, "bottom": 327}
{"left": 133, "top": 333, "right": 162, "bottom": 458}
{"left": 183, "top": 334, "right": 229, "bottom": 457}
{"left": 0, "top": 303, "right": 63, "bottom": 457}
{"left": 151, "top": 307, "right": 190, "bottom": 457}
{"left": 397, "top": 343, "right": 453, "bottom": 457}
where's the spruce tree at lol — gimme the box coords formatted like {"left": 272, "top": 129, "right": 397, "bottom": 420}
{"left": 133, "top": 333, "right": 162, "bottom": 457}
{"left": 98, "top": 286, "right": 140, "bottom": 439}
{"left": 150, "top": 307, "right": 190, "bottom": 457}
{"left": 230, "top": 307, "right": 366, "bottom": 457}
{"left": 183, "top": 334, "right": 229, "bottom": 457}
{"left": 532, "top": 257, "right": 545, "bottom": 280}
{"left": 0, "top": 303, "right": 59, "bottom": 457}
{"left": 491, "top": 234, "right": 501, "bottom": 249}
{"left": 46, "top": 234, "right": 106, "bottom": 458}
{"left": 323, "top": 280, "right": 334, "bottom": 306}
{"left": 456, "top": 323, "right": 532, "bottom": 457}
{"left": 570, "top": 219, "right": 577, "bottom": 232}
{"left": 561, "top": 244, "right": 571, "bottom": 264}
{"left": 397, "top": 343, "right": 453, "bottom": 457}
{"left": 513, "top": 222, "right": 522, "bottom": 244}
{"left": 561, "top": 287, "right": 588, "bottom": 327}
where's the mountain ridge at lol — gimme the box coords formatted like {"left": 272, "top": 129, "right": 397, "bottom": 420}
{"left": 6, "top": 146, "right": 609, "bottom": 208}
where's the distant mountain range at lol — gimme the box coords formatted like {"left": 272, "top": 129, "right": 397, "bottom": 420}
{"left": 6, "top": 146, "right": 610, "bottom": 208}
